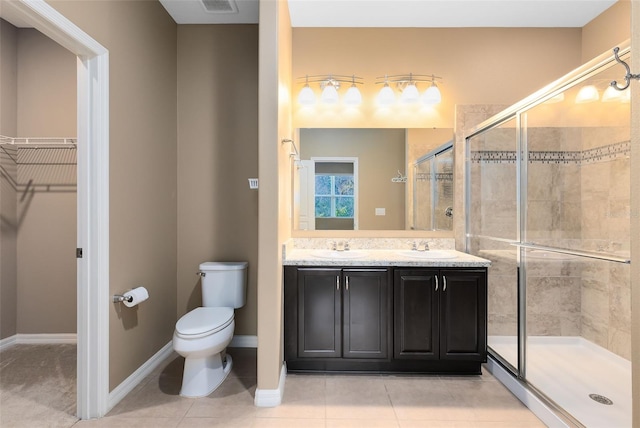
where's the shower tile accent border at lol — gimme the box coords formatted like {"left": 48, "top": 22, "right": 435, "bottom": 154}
{"left": 470, "top": 140, "right": 630, "bottom": 164}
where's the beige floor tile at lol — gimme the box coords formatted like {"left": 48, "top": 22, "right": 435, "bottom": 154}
{"left": 107, "top": 377, "right": 195, "bottom": 419}
{"left": 253, "top": 418, "right": 327, "bottom": 428}
{"left": 256, "top": 375, "right": 326, "bottom": 419}
{"left": 184, "top": 376, "right": 257, "bottom": 419}
{"left": 178, "top": 415, "right": 258, "bottom": 427}
{"left": 398, "top": 421, "right": 485, "bottom": 428}
{"left": 74, "top": 416, "right": 182, "bottom": 427}
{"left": 256, "top": 399, "right": 326, "bottom": 419}
{"left": 0, "top": 345, "right": 549, "bottom": 428}
{"left": 384, "top": 377, "right": 476, "bottom": 422}
{"left": 326, "top": 418, "right": 400, "bottom": 428}
{"left": 325, "top": 376, "right": 395, "bottom": 420}
{"left": 325, "top": 403, "right": 397, "bottom": 420}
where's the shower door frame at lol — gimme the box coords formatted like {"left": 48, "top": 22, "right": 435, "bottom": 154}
{"left": 464, "top": 41, "right": 632, "bottom": 427}
{"left": 413, "top": 141, "right": 453, "bottom": 231}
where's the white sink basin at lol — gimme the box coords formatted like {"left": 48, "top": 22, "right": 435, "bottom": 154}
{"left": 311, "top": 250, "right": 368, "bottom": 259}
{"left": 397, "top": 250, "right": 458, "bottom": 259}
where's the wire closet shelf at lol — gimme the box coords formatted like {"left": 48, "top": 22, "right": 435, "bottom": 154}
{"left": 0, "top": 135, "right": 78, "bottom": 195}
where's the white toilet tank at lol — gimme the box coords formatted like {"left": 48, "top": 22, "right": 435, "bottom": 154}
{"left": 199, "top": 262, "right": 248, "bottom": 308}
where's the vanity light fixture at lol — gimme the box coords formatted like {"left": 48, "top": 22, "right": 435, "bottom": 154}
{"left": 601, "top": 85, "right": 628, "bottom": 102}
{"left": 575, "top": 85, "right": 599, "bottom": 103}
{"left": 297, "top": 74, "right": 363, "bottom": 106}
{"left": 376, "top": 73, "right": 443, "bottom": 106}
{"left": 298, "top": 75, "right": 316, "bottom": 106}
{"left": 377, "top": 75, "right": 396, "bottom": 106}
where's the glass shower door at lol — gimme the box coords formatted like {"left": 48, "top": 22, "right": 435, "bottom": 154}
{"left": 413, "top": 156, "right": 433, "bottom": 230}
{"left": 466, "top": 117, "right": 519, "bottom": 372}
{"left": 522, "top": 67, "right": 631, "bottom": 426}
{"left": 433, "top": 149, "right": 453, "bottom": 230}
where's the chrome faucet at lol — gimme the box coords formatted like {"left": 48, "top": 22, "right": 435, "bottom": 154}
{"left": 331, "top": 240, "right": 350, "bottom": 251}
{"left": 412, "top": 240, "right": 429, "bottom": 251}
{"left": 420, "top": 240, "right": 430, "bottom": 251}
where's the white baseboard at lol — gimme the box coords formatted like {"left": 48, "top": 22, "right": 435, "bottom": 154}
{"left": 0, "top": 335, "right": 17, "bottom": 351}
{"left": 254, "top": 362, "right": 286, "bottom": 407}
{"left": 230, "top": 334, "right": 258, "bottom": 348}
{"left": 0, "top": 333, "right": 77, "bottom": 351}
{"left": 107, "top": 341, "right": 174, "bottom": 412}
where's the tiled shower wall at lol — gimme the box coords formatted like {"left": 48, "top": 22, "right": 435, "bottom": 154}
{"left": 475, "top": 127, "right": 631, "bottom": 360}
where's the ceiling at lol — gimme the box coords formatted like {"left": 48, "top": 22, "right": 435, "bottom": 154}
{"left": 158, "top": 0, "right": 617, "bottom": 27}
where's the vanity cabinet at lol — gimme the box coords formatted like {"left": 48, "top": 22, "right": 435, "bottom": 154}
{"left": 394, "top": 269, "right": 487, "bottom": 361}
{"left": 284, "top": 265, "right": 487, "bottom": 374}
{"left": 285, "top": 267, "right": 391, "bottom": 363}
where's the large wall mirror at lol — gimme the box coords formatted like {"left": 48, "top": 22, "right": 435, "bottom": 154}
{"left": 292, "top": 128, "right": 453, "bottom": 232}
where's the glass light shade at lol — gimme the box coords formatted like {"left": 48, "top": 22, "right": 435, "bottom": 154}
{"left": 422, "top": 84, "right": 442, "bottom": 105}
{"left": 400, "top": 83, "right": 420, "bottom": 104}
{"left": 320, "top": 83, "right": 339, "bottom": 104}
{"left": 377, "top": 84, "right": 396, "bottom": 105}
{"left": 602, "top": 85, "right": 624, "bottom": 102}
{"left": 298, "top": 85, "right": 316, "bottom": 105}
{"left": 344, "top": 85, "right": 362, "bottom": 106}
{"left": 575, "top": 85, "right": 599, "bottom": 103}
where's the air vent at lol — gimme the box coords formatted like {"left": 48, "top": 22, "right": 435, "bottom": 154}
{"left": 201, "top": 0, "right": 238, "bottom": 14}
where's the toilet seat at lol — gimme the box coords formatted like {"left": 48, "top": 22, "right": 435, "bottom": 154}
{"left": 175, "top": 307, "right": 234, "bottom": 339}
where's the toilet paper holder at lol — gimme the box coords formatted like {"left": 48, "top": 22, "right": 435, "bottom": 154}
{"left": 112, "top": 294, "right": 133, "bottom": 303}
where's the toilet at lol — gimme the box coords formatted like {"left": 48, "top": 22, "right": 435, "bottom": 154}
{"left": 173, "top": 261, "right": 248, "bottom": 397}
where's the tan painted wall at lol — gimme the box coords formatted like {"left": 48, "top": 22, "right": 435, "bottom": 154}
{"left": 176, "top": 25, "right": 258, "bottom": 335}
{"left": 0, "top": 19, "right": 18, "bottom": 339}
{"left": 582, "top": 0, "right": 631, "bottom": 62}
{"left": 292, "top": 27, "right": 583, "bottom": 129}
{"left": 257, "top": 0, "right": 292, "bottom": 392}
{"left": 48, "top": 0, "right": 178, "bottom": 391}
{"left": 14, "top": 28, "right": 77, "bottom": 334}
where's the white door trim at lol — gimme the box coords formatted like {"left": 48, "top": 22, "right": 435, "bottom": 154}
{"left": 2, "top": 0, "right": 110, "bottom": 419}
{"left": 310, "top": 157, "right": 359, "bottom": 230}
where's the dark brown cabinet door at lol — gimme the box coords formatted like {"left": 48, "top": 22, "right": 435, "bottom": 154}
{"left": 439, "top": 270, "right": 487, "bottom": 360}
{"left": 394, "top": 268, "right": 487, "bottom": 361}
{"left": 393, "top": 269, "right": 439, "bottom": 359}
{"left": 297, "top": 268, "right": 342, "bottom": 358}
{"left": 343, "top": 269, "right": 390, "bottom": 359}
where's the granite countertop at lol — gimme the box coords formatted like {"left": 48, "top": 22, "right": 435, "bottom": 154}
{"left": 283, "top": 249, "right": 491, "bottom": 267}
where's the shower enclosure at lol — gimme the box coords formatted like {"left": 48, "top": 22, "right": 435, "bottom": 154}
{"left": 413, "top": 142, "right": 453, "bottom": 230}
{"left": 465, "top": 45, "right": 631, "bottom": 427}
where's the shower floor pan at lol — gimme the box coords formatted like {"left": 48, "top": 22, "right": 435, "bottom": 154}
{"left": 489, "top": 336, "right": 631, "bottom": 428}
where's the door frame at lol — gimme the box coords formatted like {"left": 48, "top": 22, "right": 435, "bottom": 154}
{"left": 2, "top": 0, "right": 110, "bottom": 419}
{"left": 309, "top": 156, "right": 359, "bottom": 230}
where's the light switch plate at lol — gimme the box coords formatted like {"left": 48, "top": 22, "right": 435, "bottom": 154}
{"left": 375, "top": 208, "right": 386, "bottom": 216}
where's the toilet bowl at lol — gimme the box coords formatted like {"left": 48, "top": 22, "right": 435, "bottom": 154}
{"left": 172, "top": 261, "right": 248, "bottom": 398}
{"left": 173, "top": 307, "right": 235, "bottom": 397}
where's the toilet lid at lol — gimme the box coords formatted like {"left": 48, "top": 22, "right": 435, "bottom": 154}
{"left": 176, "top": 307, "right": 234, "bottom": 336}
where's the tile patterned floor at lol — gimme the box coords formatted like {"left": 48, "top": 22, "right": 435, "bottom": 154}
{"left": 1, "top": 345, "right": 546, "bottom": 427}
